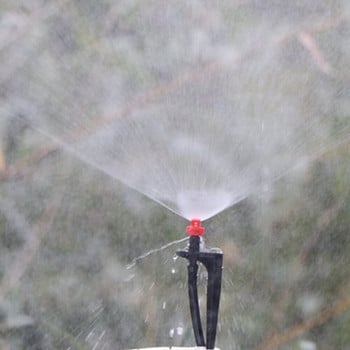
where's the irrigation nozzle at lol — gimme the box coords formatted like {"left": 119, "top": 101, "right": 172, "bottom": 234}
{"left": 176, "top": 219, "right": 223, "bottom": 349}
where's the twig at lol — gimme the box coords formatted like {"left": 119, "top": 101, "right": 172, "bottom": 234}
{"left": 257, "top": 295, "right": 350, "bottom": 350}
{"left": 259, "top": 196, "right": 345, "bottom": 345}
{"left": 298, "top": 32, "right": 333, "bottom": 75}
{"left": 0, "top": 144, "right": 60, "bottom": 182}
{"left": 0, "top": 146, "right": 5, "bottom": 172}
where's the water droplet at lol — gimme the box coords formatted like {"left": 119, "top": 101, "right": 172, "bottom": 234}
{"left": 171, "top": 268, "right": 176, "bottom": 274}
{"left": 169, "top": 328, "right": 174, "bottom": 338}
{"left": 126, "top": 262, "right": 136, "bottom": 270}
{"left": 123, "top": 274, "right": 135, "bottom": 282}
{"left": 299, "top": 340, "right": 317, "bottom": 350}
{"left": 176, "top": 326, "right": 184, "bottom": 335}
{"left": 162, "top": 302, "right": 167, "bottom": 310}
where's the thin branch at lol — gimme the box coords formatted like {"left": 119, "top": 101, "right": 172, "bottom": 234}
{"left": 257, "top": 295, "right": 350, "bottom": 350}
{"left": 0, "top": 146, "right": 5, "bottom": 173}
{"left": 0, "top": 144, "right": 60, "bottom": 182}
{"left": 298, "top": 32, "right": 334, "bottom": 75}
{"left": 259, "top": 197, "right": 345, "bottom": 346}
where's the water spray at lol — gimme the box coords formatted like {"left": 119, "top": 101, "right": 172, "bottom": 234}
{"left": 176, "top": 219, "right": 223, "bottom": 349}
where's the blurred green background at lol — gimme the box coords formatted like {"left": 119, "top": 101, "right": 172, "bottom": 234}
{"left": 1, "top": 1, "right": 350, "bottom": 349}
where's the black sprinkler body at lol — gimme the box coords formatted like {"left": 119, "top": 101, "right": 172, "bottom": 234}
{"left": 176, "top": 219, "right": 223, "bottom": 350}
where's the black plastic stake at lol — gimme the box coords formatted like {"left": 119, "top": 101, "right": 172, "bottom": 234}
{"left": 177, "top": 235, "right": 223, "bottom": 349}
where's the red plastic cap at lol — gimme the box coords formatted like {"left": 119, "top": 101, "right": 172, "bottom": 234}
{"left": 186, "top": 219, "right": 205, "bottom": 236}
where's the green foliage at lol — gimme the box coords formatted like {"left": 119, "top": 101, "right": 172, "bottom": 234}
{"left": 0, "top": 1, "right": 350, "bottom": 350}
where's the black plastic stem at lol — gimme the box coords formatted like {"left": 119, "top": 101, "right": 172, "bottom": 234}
{"left": 177, "top": 236, "right": 223, "bottom": 349}
{"left": 187, "top": 236, "right": 205, "bottom": 346}
{"left": 198, "top": 248, "right": 223, "bottom": 349}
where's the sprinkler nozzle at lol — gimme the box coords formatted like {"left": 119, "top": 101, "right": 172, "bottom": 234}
{"left": 186, "top": 219, "right": 205, "bottom": 236}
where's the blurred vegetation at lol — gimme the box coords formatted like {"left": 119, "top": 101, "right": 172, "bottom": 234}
{"left": 1, "top": 1, "right": 350, "bottom": 350}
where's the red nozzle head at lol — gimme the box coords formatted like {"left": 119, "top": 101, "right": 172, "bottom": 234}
{"left": 186, "top": 218, "right": 205, "bottom": 236}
